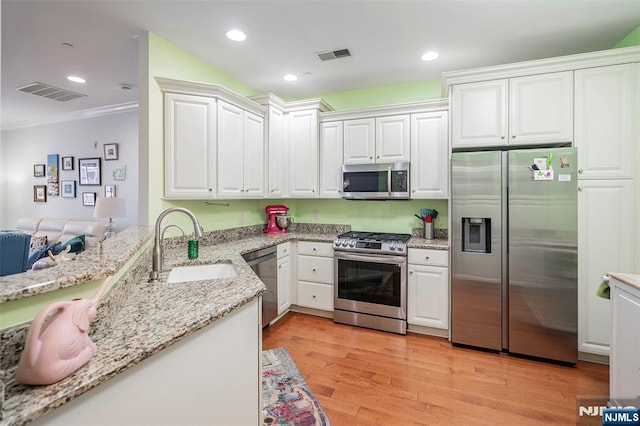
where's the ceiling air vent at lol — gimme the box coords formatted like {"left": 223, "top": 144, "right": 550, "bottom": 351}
{"left": 315, "top": 48, "right": 351, "bottom": 61}
{"left": 16, "top": 82, "right": 86, "bottom": 102}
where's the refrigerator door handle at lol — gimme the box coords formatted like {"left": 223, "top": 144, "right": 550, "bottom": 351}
{"left": 501, "top": 151, "right": 509, "bottom": 350}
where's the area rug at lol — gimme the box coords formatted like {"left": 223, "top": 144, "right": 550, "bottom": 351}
{"left": 262, "top": 347, "right": 331, "bottom": 426}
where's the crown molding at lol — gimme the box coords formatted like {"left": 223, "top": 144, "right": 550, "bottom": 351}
{"left": 155, "top": 77, "right": 266, "bottom": 116}
{"left": 443, "top": 45, "right": 640, "bottom": 89}
{"left": 2, "top": 102, "right": 138, "bottom": 131}
{"left": 320, "top": 98, "right": 448, "bottom": 122}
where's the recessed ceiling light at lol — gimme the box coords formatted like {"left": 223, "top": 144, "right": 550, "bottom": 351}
{"left": 421, "top": 51, "right": 439, "bottom": 61}
{"left": 226, "top": 29, "right": 246, "bottom": 42}
{"left": 67, "top": 76, "right": 86, "bottom": 84}
{"left": 283, "top": 74, "right": 298, "bottom": 82}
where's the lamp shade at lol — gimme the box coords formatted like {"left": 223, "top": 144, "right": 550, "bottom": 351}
{"left": 93, "top": 197, "right": 126, "bottom": 218}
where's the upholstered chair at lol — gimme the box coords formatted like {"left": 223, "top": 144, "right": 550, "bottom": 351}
{"left": 0, "top": 232, "right": 31, "bottom": 277}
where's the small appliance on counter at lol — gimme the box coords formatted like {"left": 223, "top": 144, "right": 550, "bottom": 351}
{"left": 265, "top": 205, "right": 293, "bottom": 234}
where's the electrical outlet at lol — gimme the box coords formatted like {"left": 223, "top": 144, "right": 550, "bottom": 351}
{"left": 240, "top": 211, "right": 244, "bottom": 223}
{"left": 313, "top": 210, "right": 319, "bottom": 220}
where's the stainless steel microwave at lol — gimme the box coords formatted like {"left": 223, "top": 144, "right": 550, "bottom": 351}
{"left": 342, "top": 162, "right": 410, "bottom": 200}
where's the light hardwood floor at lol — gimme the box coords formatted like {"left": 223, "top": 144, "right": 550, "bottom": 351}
{"left": 262, "top": 312, "right": 609, "bottom": 425}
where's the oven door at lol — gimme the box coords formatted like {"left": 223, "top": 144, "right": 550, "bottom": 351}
{"left": 334, "top": 251, "right": 407, "bottom": 320}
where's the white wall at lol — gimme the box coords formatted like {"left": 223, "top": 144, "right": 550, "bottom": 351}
{"left": 0, "top": 109, "right": 139, "bottom": 231}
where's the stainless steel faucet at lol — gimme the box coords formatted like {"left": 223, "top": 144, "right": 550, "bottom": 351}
{"left": 149, "top": 207, "right": 204, "bottom": 282}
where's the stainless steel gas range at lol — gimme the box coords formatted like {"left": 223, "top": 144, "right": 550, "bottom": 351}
{"left": 333, "top": 231, "right": 411, "bottom": 335}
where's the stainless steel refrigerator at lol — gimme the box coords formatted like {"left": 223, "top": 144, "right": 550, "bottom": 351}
{"left": 451, "top": 147, "right": 578, "bottom": 364}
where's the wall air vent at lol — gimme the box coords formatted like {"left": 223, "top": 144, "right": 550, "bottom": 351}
{"left": 315, "top": 48, "right": 351, "bottom": 61}
{"left": 16, "top": 82, "right": 86, "bottom": 102}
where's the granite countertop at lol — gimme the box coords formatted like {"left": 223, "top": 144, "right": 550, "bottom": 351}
{"left": 1, "top": 225, "right": 449, "bottom": 425}
{"left": 608, "top": 273, "right": 640, "bottom": 292}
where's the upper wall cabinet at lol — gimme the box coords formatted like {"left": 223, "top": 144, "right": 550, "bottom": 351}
{"left": 574, "top": 63, "right": 636, "bottom": 180}
{"left": 164, "top": 93, "right": 217, "bottom": 199}
{"left": 266, "top": 106, "right": 287, "bottom": 197}
{"left": 289, "top": 109, "right": 320, "bottom": 197}
{"left": 343, "top": 115, "right": 410, "bottom": 164}
{"left": 217, "top": 100, "right": 265, "bottom": 198}
{"left": 451, "top": 71, "right": 573, "bottom": 149}
{"left": 410, "top": 111, "right": 449, "bottom": 198}
{"left": 319, "top": 121, "right": 344, "bottom": 198}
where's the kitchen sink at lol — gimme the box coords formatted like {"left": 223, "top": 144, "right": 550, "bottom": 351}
{"left": 167, "top": 263, "right": 238, "bottom": 283}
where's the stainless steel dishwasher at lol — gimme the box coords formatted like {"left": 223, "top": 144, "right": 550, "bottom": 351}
{"left": 242, "top": 246, "right": 277, "bottom": 327}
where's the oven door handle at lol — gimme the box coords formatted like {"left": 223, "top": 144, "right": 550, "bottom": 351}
{"left": 334, "top": 252, "right": 406, "bottom": 265}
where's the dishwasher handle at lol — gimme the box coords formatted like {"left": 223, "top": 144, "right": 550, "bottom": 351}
{"left": 242, "top": 246, "right": 277, "bottom": 267}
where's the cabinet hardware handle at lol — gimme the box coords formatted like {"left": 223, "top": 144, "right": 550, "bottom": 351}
{"left": 313, "top": 248, "right": 317, "bottom": 251}
{"left": 208, "top": 188, "right": 213, "bottom": 192}
{"left": 278, "top": 265, "right": 282, "bottom": 269}
{"left": 410, "top": 270, "right": 414, "bottom": 274}
{"left": 370, "top": 157, "right": 373, "bottom": 160}
{"left": 501, "top": 136, "right": 505, "bottom": 139}
{"left": 512, "top": 135, "right": 516, "bottom": 139}
{"left": 312, "top": 268, "right": 316, "bottom": 272}
{"left": 578, "top": 187, "right": 583, "bottom": 192}
{"left": 312, "top": 295, "right": 316, "bottom": 298}
{"left": 377, "top": 156, "right": 380, "bottom": 159}
{"left": 578, "top": 169, "right": 583, "bottom": 174}
{"left": 425, "top": 256, "right": 430, "bottom": 260}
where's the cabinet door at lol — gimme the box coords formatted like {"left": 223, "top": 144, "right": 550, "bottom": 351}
{"left": 575, "top": 64, "right": 635, "bottom": 179}
{"left": 509, "top": 71, "right": 573, "bottom": 145}
{"left": 243, "top": 111, "right": 265, "bottom": 198}
{"left": 268, "top": 107, "right": 287, "bottom": 197}
{"left": 277, "top": 256, "right": 291, "bottom": 315}
{"left": 410, "top": 111, "right": 448, "bottom": 198}
{"left": 610, "top": 282, "right": 640, "bottom": 404}
{"left": 376, "top": 115, "right": 410, "bottom": 163}
{"left": 407, "top": 264, "right": 448, "bottom": 329}
{"left": 343, "top": 118, "right": 375, "bottom": 164}
{"left": 288, "top": 109, "right": 319, "bottom": 197}
{"left": 319, "top": 121, "right": 344, "bottom": 198}
{"left": 451, "top": 80, "right": 508, "bottom": 148}
{"left": 165, "top": 93, "right": 217, "bottom": 198}
{"left": 216, "top": 100, "right": 244, "bottom": 198}
{"left": 578, "top": 179, "right": 634, "bottom": 356}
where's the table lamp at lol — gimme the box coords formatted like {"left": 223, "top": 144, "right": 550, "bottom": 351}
{"left": 93, "top": 197, "right": 126, "bottom": 238}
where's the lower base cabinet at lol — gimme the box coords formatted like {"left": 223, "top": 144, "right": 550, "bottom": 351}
{"left": 407, "top": 249, "right": 449, "bottom": 334}
{"left": 295, "top": 242, "right": 334, "bottom": 312}
{"left": 277, "top": 243, "right": 292, "bottom": 316}
{"left": 32, "top": 298, "right": 261, "bottom": 426}
{"left": 609, "top": 276, "right": 640, "bottom": 405}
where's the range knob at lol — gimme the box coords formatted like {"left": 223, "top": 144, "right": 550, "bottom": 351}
{"left": 389, "top": 243, "right": 396, "bottom": 251}
{"left": 396, "top": 245, "right": 404, "bottom": 252}
{"left": 348, "top": 240, "right": 356, "bottom": 248}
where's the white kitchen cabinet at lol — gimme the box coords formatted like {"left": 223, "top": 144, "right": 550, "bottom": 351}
{"left": 609, "top": 275, "right": 640, "bottom": 405}
{"left": 410, "top": 111, "right": 449, "bottom": 198}
{"left": 296, "top": 241, "right": 334, "bottom": 312}
{"left": 451, "top": 80, "right": 508, "bottom": 149}
{"left": 508, "top": 71, "right": 573, "bottom": 145}
{"left": 277, "top": 242, "right": 293, "bottom": 316}
{"left": 575, "top": 63, "right": 636, "bottom": 180}
{"left": 216, "top": 100, "right": 265, "bottom": 198}
{"left": 451, "top": 72, "right": 573, "bottom": 148}
{"left": 33, "top": 298, "right": 261, "bottom": 425}
{"left": 288, "top": 109, "right": 319, "bottom": 197}
{"left": 164, "top": 93, "right": 217, "bottom": 198}
{"left": 343, "top": 115, "right": 410, "bottom": 164}
{"left": 407, "top": 248, "right": 449, "bottom": 335}
{"left": 267, "top": 106, "right": 287, "bottom": 197}
{"left": 319, "top": 121, "right": 344, "bottom": 198}
{"left": 578, "top": 179, "right": 634, "bottom": 357}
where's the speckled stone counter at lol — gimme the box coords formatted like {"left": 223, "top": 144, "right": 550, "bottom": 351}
{"left": 408, "top": 227, "right": 449, "bottom": 250}
{"left": 0, "top": 224, "right": 345, "bottom": 426}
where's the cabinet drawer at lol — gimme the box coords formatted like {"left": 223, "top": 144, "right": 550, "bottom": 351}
{"left": 297, "top": 281, "right": 334, "bottom": 311}
{"left": 277, "top": 242, "right": 291, "bottom": 259}
{"left": 408, "top": 249, "right": 448, "bottom": 267}
{"left": 297, "top": 241, "right": 333, "bottom": 257}
{"left": 297, "top": 255, "right": 334, "bottom": 284}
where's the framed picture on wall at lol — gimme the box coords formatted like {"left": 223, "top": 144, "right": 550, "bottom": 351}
{"left": 79, "top": 157, "right": 101, "bottom": 186}
{"left": 34, "top": 164, "right": 45, "bottom": 177}
{"left": 104, "top": 185, "right": 116, "bottom": 198}
{"left": 62, "top": 156, "right": 75, "bottom": 171}
{"left": 82, "top": 192, "right": 96, "bottom": 206}
{"left": 104, "top": 143, "right": 119, "bottom": 161}
{"left": 33, "top": 185, "right": 47, "bottom": 202}
{"left": 61, "top": 180, "right": 77, "bottom": 198}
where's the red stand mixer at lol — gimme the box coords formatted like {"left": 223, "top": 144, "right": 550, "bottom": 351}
{"left": 265, "top": 205, "right": 291, "bottom": 234}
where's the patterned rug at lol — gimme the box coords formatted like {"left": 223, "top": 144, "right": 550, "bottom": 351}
{"left": 262, "top": 347, "right": 331, "bottom": 426}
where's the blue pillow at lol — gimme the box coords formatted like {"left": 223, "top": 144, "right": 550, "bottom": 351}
{"left": 60, "top": 235, "right": 86, "bottom": 254}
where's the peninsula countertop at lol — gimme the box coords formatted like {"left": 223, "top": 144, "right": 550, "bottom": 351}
{"left": 1, "top": 225, "right": 449, "bottom": 425}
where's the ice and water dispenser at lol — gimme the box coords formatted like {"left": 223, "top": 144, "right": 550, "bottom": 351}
{"left": 461, "top": 218, "right": 491, "bottom": 253}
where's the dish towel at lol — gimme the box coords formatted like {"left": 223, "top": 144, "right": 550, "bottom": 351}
{"left": 597, "top": 275, "right": 610, "bottom": 300}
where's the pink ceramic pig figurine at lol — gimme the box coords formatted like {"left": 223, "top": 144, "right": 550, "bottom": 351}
{"left": 16, "top": 276, "right": 113, "bottom": 385}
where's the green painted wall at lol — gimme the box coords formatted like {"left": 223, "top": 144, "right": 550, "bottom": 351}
{"left": 615, "top": 25, "right": 640, "bottom": 48}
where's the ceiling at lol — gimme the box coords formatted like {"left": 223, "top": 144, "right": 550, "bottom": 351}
{"left": 2, "top": 0, "right": 639, "bottom": 129}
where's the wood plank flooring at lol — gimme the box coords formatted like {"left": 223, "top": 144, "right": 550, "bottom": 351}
{"left": 262, "top": 313, "right": 609, "bottom": 425}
